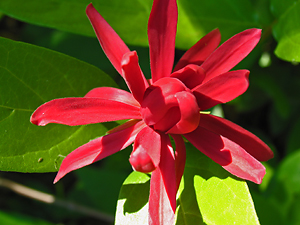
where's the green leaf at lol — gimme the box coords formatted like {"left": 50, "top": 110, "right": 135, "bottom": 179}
{"left": 0, "top": 0, "right": 259, "bottom": 49}
{"left": 0, "top": 0, "right": 151, "bottom": 47}
{"left": 115, "top": 172, "right": 150, "bottom": 225}
{"left": 252, "top": 72, "right": 291, "bottom": 119}
{"left": 267, "top": 150, "right": 300, "bottom": 222}
{"left": 276, "top": 150, "right": 300, "bottom": 196}
{"left": 250, "top": 192, "right": 284, "bottom": 225}
{"left": 0, "top": 37, "right": 117, "bottom": 173}
{"left": 0, "top": 210, "right": 54, "bottom": 225}
{"left": 271, "top": 0, "right": 300, "bottom": 62}
{"left": 287, "top": 116, "right": 300, "bottom": 154}
{"left": 69, "top": 167, "right": 129, "bottom": 214}
{"left": 176, "top": 0, "right": 260, "bottom": 47}
{"left": 115, "top": 143, "right": 260, "bottom": 225}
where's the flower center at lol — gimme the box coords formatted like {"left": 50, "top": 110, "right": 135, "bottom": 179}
{"left": 140, "top": 77, "right": 200, "bottom": 134}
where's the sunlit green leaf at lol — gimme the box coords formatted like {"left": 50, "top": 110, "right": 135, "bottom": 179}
{"left": 0, "top": 0, "right": 259, "bottom": 49}
{"left": 271, "top": 0, "right": 300, "bottom": 62}
{"left": 0, "top": 37, "right": 117, "bottom": 173}
{"left": 115, "top": 172, "right": 150, "bottom": 225}
{"left": 115, "top": 143, "right": 260, "bottom": 225}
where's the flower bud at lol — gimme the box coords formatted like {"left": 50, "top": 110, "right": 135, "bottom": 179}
{"left": 129, "top": 145, "right": 157, "bottom": 173}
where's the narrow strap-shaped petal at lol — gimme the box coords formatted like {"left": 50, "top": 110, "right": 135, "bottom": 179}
{"left": 149, "top": 134, "right": 176, "bottom": 225}
{"left": 148, "top": 0, "right": 178, "bottom": 82}
{"left": 30, "top": 97, "right": 141, "bottom": 126}
{"left": 184, "top": 126, "right": 266, "bottom": 184}
{"left": 171, "top": 134, "right": 186, "bottom": 192}
{"left": 129, "top": 126, "right": 161, "bottom": 173}
{"left": 121, "top": 51, "right": 149, "bottom": 104}
{"left": 85, "top": 86, "right": 140, "bottom": 107}
{"left": 192, "top": 70, "right": 250, "bottom": 110}
{"left": 107, "top": 119, "right": 142, "bottom": 134}
{"left": 167, "top": 91, "right": 200, "bottom": 134}
{"left": 201, "top": 28, "right": 261, "bottom": 82}
{"left": 54, "top": 120, "right": 146, "bottom": 183}
{"left": 174, "top": 28, "right": 221, "bottom": 71}
{"left": 86, "top": 3, "right": 130, "bottom": 76}
{"left": 199, "top": 114, "right": 273, "bottom": 161}
{"left": 170, "top": 64, "right": 206, "bottom": 89}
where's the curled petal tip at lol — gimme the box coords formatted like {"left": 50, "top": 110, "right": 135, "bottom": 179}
{"left": 30, "top": 110, "right": 47, "bottom": 126}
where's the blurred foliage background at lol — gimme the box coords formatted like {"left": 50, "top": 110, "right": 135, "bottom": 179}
{"left": 0, "top": 0, "right": 300, "bottom": 224}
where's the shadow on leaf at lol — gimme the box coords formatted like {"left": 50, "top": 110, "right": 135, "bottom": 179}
{"left": 119, "top": 180, "right": 150, "bottom": 214}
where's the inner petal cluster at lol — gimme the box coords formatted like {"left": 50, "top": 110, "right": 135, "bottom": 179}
{"left": 140, "top": 77, "right": 200, "bottom": 134}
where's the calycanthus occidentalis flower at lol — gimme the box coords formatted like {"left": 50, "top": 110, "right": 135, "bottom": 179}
{"left": 30, "top": 0, "right": 274, "bottom": 224}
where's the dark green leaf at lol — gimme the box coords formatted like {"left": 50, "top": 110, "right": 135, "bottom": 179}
{"left": 267, "top": 150, "right": 300, "bottom": 222}
{"left": 287, "top": 116, "right": 300, "bottom": 154}
{"left": 276, "top": 150, "right": 300, "bottom": 195}
{"left": 115, "top": 143, "right": 260, "bottom": 225}
{"left": 0, "top": 210, "right": 54, "bottom": 225}
{"left": 252, "top": 0, "right": 274, "bottom": 26}
{"left": 0, "top": 37, "right": 117, "bottom": 173}
{"left": 69, "top": 167, "right": 129, "bottom": 214}
{"left": 271, "top": 0, "right": 300, "bottom": 62}
{"left": 252, "top": 72, "right": 291, "bottom": 119}
{"left": 251, "top": 192, "right": 284, "bottom": 225}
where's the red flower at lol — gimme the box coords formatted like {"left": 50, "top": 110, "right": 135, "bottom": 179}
{"left": 30, "top": 0, "right": 273, "bottom": 224}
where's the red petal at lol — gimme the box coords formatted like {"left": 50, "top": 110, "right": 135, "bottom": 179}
{"left": 152, "top": 107, "right": 181, "bottom": 132}
{"left": 86, "top": 4, "right": 130, "bottom": 76}
{"left": 107, "top": 119, "right": 142, "bottom": 134}
{"left": 148, "top": 0, "right": 178, "bottom": 82}
{"left": 201, "top": 28, "right": 261, "bottom": 82}
{"left": 170, "top": 64, "right": 206, "bottom": 89}
{"left": 192, "top": 70, "right": 250, "bottom": 110}
{"left": 149, "top": 134, "right": 176, "bottom": 225}
{"left": 54, "top": 120, "right": 146, "bottom": 183}
{"left": 129, "top": 126, "right": 161, "bottom": 173}
{"left": 199, "top": 114, "right": 274, "bottom": 161}
{"left": 30, "top": 97, "right": 141, "bottom": 126}
{"left": 174, "top": 28, "right": 221, "bottom": 71}
{"left": 184, "top": 126, "right": 266, "bottom": 184}
{"left": 171, "top": 134, "right": 186, "bottom": 192}
{"left": 85, "top": 87, "right": 140, "bottom": 107}
{"left": 167, "top": 91, "right": 200, "bottom": 134}
{"left": 121, "top": 51, "right": 149, "bottom": 104}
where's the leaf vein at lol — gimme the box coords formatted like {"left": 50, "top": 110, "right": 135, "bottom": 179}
{"left": 0, "top": 66, "right": 46, "bottom": 102}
